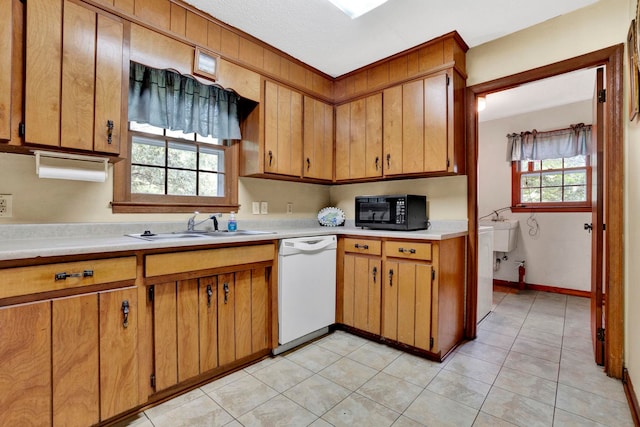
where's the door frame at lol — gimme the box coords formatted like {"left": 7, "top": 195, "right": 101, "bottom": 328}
{"left": 464, "top": 44, "right": 624, "bottom": 378}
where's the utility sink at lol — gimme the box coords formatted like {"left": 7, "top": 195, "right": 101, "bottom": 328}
{"left": 478, "top": 219, "right": 519, "bottom": 252}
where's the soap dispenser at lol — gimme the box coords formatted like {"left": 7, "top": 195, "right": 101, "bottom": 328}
{"left": 227, "top": 211, "right": 237, "bottom": 232}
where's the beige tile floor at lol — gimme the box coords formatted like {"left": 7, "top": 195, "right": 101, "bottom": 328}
{"left": 116, "top": 289, "right": 634, "bottom": 426}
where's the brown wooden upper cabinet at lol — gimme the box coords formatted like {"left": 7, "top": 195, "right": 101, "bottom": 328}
{"left": 24, "top": 0, "right": 127, "bottom": 155}
{"left": 0, "top": 0, "right": 11, "bottom": 142}
{"left": 335, "top": 93, "right": 383, "bottom": 181}
{"left": 263, "top": 80, "right": 303, "bottom": 177}
{"left": 303, "top": 96, "right": 334, "bottom": 181}
{"left": 383, "top": 71, "right": 460, "bottom": 176}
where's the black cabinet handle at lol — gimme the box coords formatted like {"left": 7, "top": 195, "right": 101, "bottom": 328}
{"left": 206, "top": 284, "right": 213, "bottom": 307}
{"left": 386, "top": 153, "right": 391, "bottom": 168}
{"left": 354, "top": 243, "right": 369, "bottom": 250}
{"left": 398, "top": 248, "right": 416, "bottom": 254}
{"left": 268, "top": 150, "right": 273, "bottom": 167}
{"left": 54, "top": 270, "right": 93, "bottom": 281}
{"left": 121, "top": 300, "right": 129, "bottom": 328}
{"left": 107, "top": 120, "right": 114, "bottom": 144}
{"left": 375, "top": 156, "right": 379, "bottom": 170}
{"left": 306, "top": 157, "right": 311, "bottom": 171}
{"left": 372, "top": 266, "right": 377, "bottom": 284}
{"left": 223, "top": 282, "right": 229, "bottom": 304}
{"left": 388, "top": 269, "right": 394, "bottom": 287}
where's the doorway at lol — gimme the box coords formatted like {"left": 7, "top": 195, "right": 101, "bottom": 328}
{"left": 464, "top": 45, "right": 624, "bottom": 378}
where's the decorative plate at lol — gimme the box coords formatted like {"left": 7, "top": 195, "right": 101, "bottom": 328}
{"left": 317, "top": 207, "right": 345, "bottom": 227}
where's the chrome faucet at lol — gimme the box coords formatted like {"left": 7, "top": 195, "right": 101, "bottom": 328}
{"left": 187, "top": 211, "right": 221, "bottom": 231}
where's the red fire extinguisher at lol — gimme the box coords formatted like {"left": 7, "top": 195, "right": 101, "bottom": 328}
{"left": 518, "top": 261, "right": 526, "bottom": 291}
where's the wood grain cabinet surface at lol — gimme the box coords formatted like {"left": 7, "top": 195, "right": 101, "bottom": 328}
{"left": 24, "top": 0, "right": 126, "bottom": 155}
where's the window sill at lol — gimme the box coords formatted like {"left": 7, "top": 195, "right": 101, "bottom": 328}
{"left": 111, "top": 201, "right": 239, "bottom": 214}
{"left": 511, "top": 205, "right": 591, "bottom": 213}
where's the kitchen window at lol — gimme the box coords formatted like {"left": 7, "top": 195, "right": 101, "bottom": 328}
{"left": 511, "top": 155, "right": 592, "bottom": 212}
{"left": 111, "top": 122, "right": 239, "bottom": 213}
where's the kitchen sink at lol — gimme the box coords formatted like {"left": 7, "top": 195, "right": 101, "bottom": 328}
{"left": 127, "top": 229, "right": 276, "bottom": 241}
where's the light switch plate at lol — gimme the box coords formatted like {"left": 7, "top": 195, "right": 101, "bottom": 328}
{"left": 252, "top": 201, "right": 260, "bottom": 215}
{"left": 286, "top": 202, "right": 293, "bottom": 215}
{"left": 260, "top": 201, "right": 268, "bottom": 215}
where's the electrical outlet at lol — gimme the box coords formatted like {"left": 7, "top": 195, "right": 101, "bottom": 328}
{"left": 260, "top": 201, "right": 268, "bottom": 215}
{"left": 0, "top": 194, "right": 13, "bottom": 218}
{"left": 286, "top": 202, "right": 293, "bottom": 215}
{"left": 252, "top": 201, "right": 260, "bottom": 215}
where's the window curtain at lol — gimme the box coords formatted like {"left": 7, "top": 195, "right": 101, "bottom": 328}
{"left": 507, "top": 123, "right": 591, "bottom": 161}
{"left": 128, "top": 61, "right": 242, "bottom": 139}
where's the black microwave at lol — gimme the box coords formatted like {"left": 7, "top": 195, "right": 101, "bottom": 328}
{"left": 355, "top": 195, "right": 429, "bottom": 231}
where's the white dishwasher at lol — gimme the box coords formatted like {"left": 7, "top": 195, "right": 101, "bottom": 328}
{"left": 274, "top": 235, "right": 337, "bottom": 355}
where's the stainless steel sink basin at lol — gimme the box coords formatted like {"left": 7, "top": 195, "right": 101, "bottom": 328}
{"left": 127, "top": 229, "right": 276, "bottom": 241}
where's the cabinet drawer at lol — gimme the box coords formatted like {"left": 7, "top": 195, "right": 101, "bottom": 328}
{"left": 343, "top": 238, "right": 381, "bottom": 255}
{"left": 145, "top": 244, "right": 275, "bottom": 277}
{"left": 0, "top": 256, "right": 137, "bottom": 299}
{"left": 385, "top": 241, "right": 432, "bottom": 261}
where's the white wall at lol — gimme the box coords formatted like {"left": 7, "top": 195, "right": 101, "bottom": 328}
{"left": 479, "top": 101, "right": 592, "bottom": 291}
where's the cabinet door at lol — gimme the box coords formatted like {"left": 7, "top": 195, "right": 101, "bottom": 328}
{"left": 218, "top": 273, "right": 236, "bottom": 366}
{"left": 335, "top": 94, "right": 382, "bottom": 181}
{"left": 423, "top": 72, "right": 448, "bottom": 173}
{"left": 264, "top": 81, "right": 303, "bottom": 177}
{"left": 99, "top": 287, "right": 139, "bottom": 421}
{"left": 25, "top": 0, "right": 62, "bottom": 146}
{"left": 0, "top": 0, "right": 11, "bottom": 141}
{"left": 199, "top": 276, "right": 218, "bottom": 373}
{"left": 343, "top": 254, "right": 381, "bottom": 335}
{"left": 177, "top": 279, "right": 200, "bottom": 382}
{"left": 93, "top": 13, "right": 124, "bottom": 154}
{"left": 61, "top": 0, "right": 96, "bottom": 151}
{"left": 383, "top": 85, "right": 402, "bottom": 175}
{"left": 52, "top": 294, "right": 100, "bottom": 427}
{"left": 382, "top": 260, "right": 432, "bottom": 349}
{"left": 303, "top": 96, "right": 334, "bottom": 181}
{"left": 153, "top": 282, "right": 178, "bottom": 392}
{"left": 0, "top": 301, "right": 51, "bottom": 427}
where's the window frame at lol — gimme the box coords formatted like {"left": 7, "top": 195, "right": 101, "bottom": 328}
{"left": 511, "top": 155, "right": 592, "bottom": 213}
{"left": 111, "top": 126, "right": 239, "bottom": 214}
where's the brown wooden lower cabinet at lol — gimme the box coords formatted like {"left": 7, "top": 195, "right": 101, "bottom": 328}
{"left": 339, "top": 236, "right": 465, "bottom": 360}
{"left": 150, "top": 267, "right": 271, "bottom": 395}
{"left": 0, "top": 286, "right": 138, "bottom": 426}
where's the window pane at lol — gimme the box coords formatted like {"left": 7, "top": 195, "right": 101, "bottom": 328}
{"left": 541, "top": 172, "right": 562, "bottom": 187}
{"left": 200, "top": 147, "right": 223, "bottom": 172}
{"left": 197, "top": 134, "right": 220, "bottom": 145}
{"left": 541, "top": 187, "right": 562, "bottom": 202}
{"left": 166, "top": 129, "right": 196, "bottom": 140}
{"left": 130, "top": 121, "right": 164, "bottom": 135}
{"left": 199, "top": 172, "right": 224, "bottom": 196}
{"left": 131, "top": 165, "right": 165, "bottom": 194}
{"left": 565, "top": 170, "right": 586, "bottom": 185}
{"left": 532, "top": 160, "right": 542, "bottom": 171}
{"left": 521, "top": 188, "right": 540, "bottom": 203}
{"left": 541, "top": 158, "right": 562, "bottom": 170}
{"left": 167, "top": 169, "right": 197, "bottom": 195}
{"left": 564, "top": 155, "right": 586, "bottom": 168}
{"left": 564, "top": 185, "right": 587, "bottom": 201}
{"left": 168, "top": 142, "right": 197, "bottom": 169}
{"left": 131, "top": 137, "right": 165, "bottom": 166}
{"left": 521, "top": 173, "right": 539, "bottom": 188}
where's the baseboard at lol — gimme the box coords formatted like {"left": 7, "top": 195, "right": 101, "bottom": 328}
{"left": 623, "top": 368, "right": 640, "bottom": 426}
{"left": 493, "top": 279, "right": 591, "bottom": 298}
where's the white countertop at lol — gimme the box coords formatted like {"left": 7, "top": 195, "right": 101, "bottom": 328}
{"left": 0, "top": 220, "right": 467, "bottom": 261}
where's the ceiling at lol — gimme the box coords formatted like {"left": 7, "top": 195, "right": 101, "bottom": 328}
{"left": 182, "top": 0, "right": 599, "bottom": 120}
{"left": 183, "top": 0, "right": 598, "bottom": 78}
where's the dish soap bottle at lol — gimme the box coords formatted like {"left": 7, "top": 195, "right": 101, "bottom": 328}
{"left": 227, "top": 211, "right": 237, "bottom": 232}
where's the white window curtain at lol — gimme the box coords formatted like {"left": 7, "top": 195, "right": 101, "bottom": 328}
{"left": 128, "top": 61, "right": 242, "bottom": 139}
{"left": 507, "top": 123, "right": 591, "bottom": 161}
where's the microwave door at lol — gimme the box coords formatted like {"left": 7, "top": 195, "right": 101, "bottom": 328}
{"left": 360, "top": 202, "right": 390, "bottom": 223}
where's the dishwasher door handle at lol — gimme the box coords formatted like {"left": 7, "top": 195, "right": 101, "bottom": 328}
{"left": 288, "top": 238, "right": 335, "bottom": 252}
